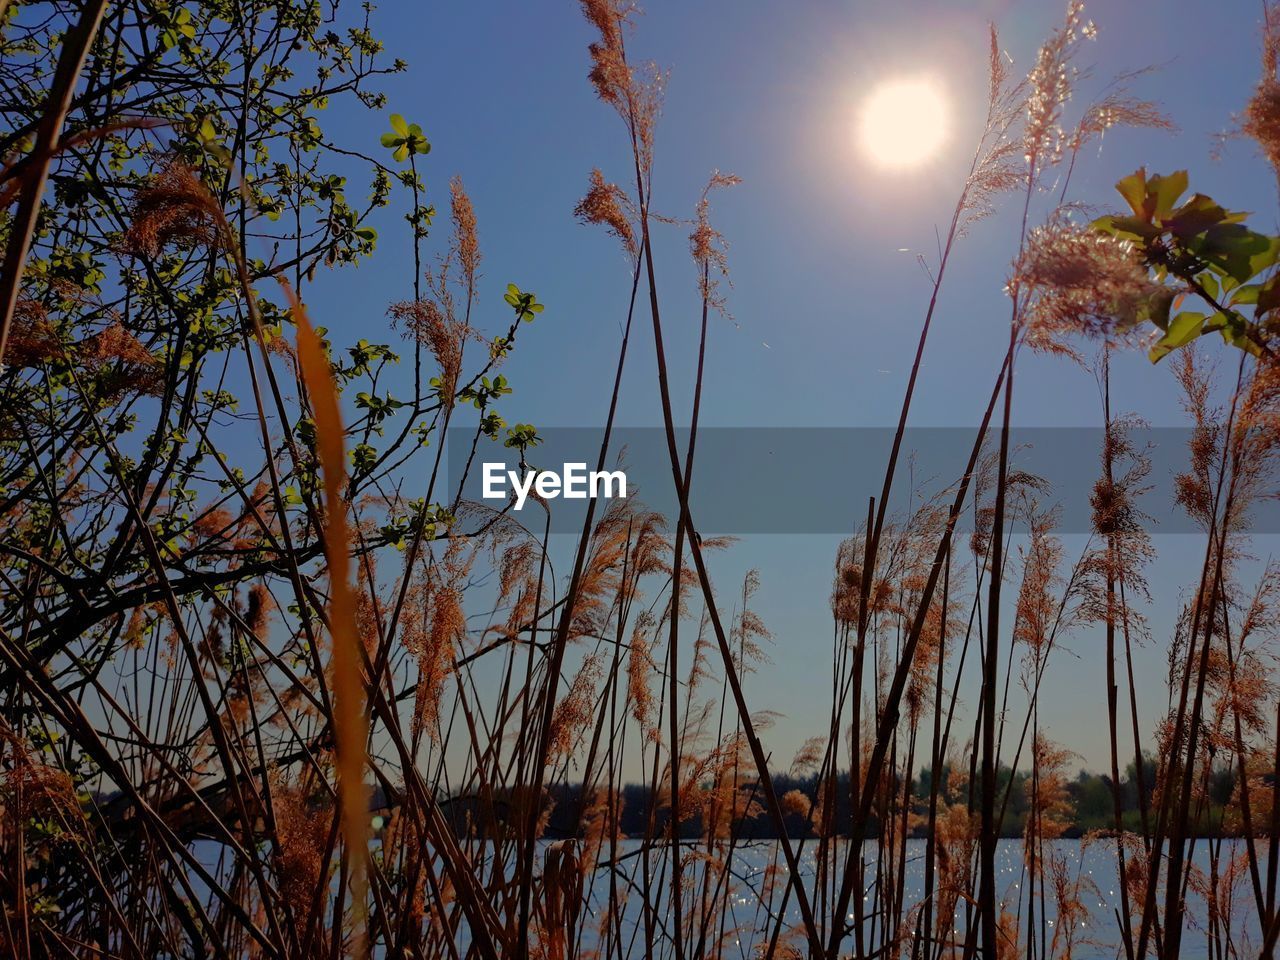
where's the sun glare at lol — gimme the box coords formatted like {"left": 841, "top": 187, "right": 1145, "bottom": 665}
{"left": 858, "top": 77, "right": 949, "bottom": 170}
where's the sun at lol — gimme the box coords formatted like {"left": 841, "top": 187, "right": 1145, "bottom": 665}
{"left": 858, "top": 77, "right": 949, "bottom": 170}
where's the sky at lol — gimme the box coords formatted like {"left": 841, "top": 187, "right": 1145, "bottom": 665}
{"left": 303, "top": 0, "right": 1280, "bottom": 776}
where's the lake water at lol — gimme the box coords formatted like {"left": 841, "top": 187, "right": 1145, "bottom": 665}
{"left": 189, "top": 833, "right": 1263, "bottom": 957}
{"left": 545, "top": 836, "right": 1266, "bottom": 959}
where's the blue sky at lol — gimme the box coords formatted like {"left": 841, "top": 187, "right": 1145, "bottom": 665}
{"left": 305, "top": 0, "right": 1280, "bottom": 775}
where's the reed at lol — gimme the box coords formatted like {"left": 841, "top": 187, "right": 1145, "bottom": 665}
{"left": 1, "top": 2, "right": 1280, "bottom": 959}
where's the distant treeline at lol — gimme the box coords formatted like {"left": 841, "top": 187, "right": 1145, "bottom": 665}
{"left": 433, "top": 756, "right": 1265, "bottom": 841}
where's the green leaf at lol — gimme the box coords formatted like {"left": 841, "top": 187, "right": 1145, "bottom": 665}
{"left": 1165, "top": 194, "right": 1235, "bottom": 239}
{"left": 1192, "top": 225, "right": 1280, "bottom": 285}
{"left": 1217, "top": 315, "right": 1262, "bottom": 355}
{"left": 1246, "top": 235, "right": 1280, "bottom": 278}
{"left": 379, "top": 132, "right": 399, "bottom": 147}
{"left": 1091, "top": 214, "right": 1159, "bottom": 242}
{"left": 1258, "top": 274, "right": 1280, "bottom": 315}
{"left": 1115, "top": 169, "right": 1148, "bottom": 218}
{"left": 1135, "top": 286, "right": 1176, "bottom": 331}
{"left": 1232, "top": 283, "right": 1261, "bottom": 305}
{"left": 1149, "top": 310, "right": 1206, "bottom": 363}
{"left": 1148, "top": 170, "right": 1188, "bottom": 220}
{"left": 390, "top": 113, "right": 408, "bottom": 136}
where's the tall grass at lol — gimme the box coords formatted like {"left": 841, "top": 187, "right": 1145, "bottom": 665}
{"left": 1, "top": 1, "right": 1280, "bottom": 959}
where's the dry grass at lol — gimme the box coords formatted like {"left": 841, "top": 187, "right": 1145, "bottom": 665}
{"left": 1, "top": 2, "right": 1280, "bottom": 959}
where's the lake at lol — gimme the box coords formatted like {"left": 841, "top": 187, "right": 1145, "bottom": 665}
{"left": 533, "top": 836, "right": 1266, "bottom": 959}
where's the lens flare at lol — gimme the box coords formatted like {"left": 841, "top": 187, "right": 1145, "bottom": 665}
{"left": 858, "top": 77, "right": 949, "bottom": 170}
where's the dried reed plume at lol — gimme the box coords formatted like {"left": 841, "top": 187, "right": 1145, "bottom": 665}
{"left": 690, "top": 171, "right": 740, "bottom": 312}
{"left": 1017, "top": 216, "right": 1173, "bottom": 349}
{"left": 575, "top": 168, "right": 637, "bottom": 257}
{"left": 451, "top": 176, "right": 481, "bottom": 296}
{"left": 1244, "top": 3, "right": 1280, "bottom": 187}
{"left": 579, "top": 0, "right": 663, "bottom": 177}
{"left": 580, "top": 0, "right": 637, "bottom": 110}
{"left": 1024, "top": 1, "right": 1093, "bottom": 169}
{"left": 5, "top": 300, "right": 58, "bottom": 368}
{"left": 389, "top": 298, "right": 468, "bottom": 402}
{"left": 124, "top": 162, "right": 223, "bottom": 257}
{"left": 1069, "top": 79, "right": 1172, "bottom": 155}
